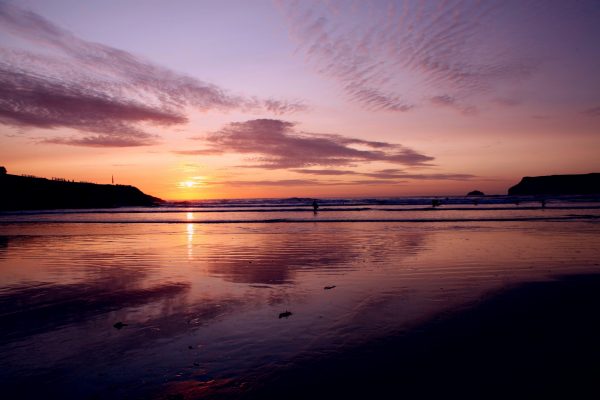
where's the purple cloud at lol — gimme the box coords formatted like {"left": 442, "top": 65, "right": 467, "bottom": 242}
{"left": 218, "top": 179, "right": 321, "bottom": 187}
{"left": 278, "top": 1, "right": 592, "bottom": 114}
{"left": 0, "top": 4, "right": 305, "bottom": 146}
{"left": 582, "top": 106, "right": 600, "bottom": 117}
{"left": 171, "top": 149, "right": 221, "bottom": 156}
{"left": 430, "top": 96, "right": 457, "bottom": 107}
{"left": 42, "top": 135, "right": 155, "bottom": 147}
{"left": 0, "top": 66, "right": 182, "bottom": 146}
{"left": 290, "top": 169, "right": 359, "bottom": 176}
{"left": 292, "top": 168, "right": 475, "bottom": 181}
{"left": 204, "top": 178, "right": 406, "bottom": 187}
{"left": 178, "top": 119, "right": 434, "bottom": 168}
{"left": 263, "top": 99, "right": 308, "bottom": 115}
{"left": 430, "top": 95, "right": 478, "bottom": 115}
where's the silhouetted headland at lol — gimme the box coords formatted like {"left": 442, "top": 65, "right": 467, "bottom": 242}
{"left": 508, "top": 173, "right": 600, "bottom": 195}
{"left": 0, "top": 168, "right": 161, "bottom": 210}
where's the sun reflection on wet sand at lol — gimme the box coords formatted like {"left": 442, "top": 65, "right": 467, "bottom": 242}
{"left": 187, "top": 225, "right": 194, "bottom": 260}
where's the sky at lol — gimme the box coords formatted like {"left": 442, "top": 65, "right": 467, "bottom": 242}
{"left": 1, "top": 0, "right": 599, "bottom": 200}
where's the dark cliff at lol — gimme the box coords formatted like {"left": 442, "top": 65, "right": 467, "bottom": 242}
{"left": 508, "top": 173, "right": 600, "bottom": 195}
{"left": 0, "top": 173, "right": 162, "bottom": 210}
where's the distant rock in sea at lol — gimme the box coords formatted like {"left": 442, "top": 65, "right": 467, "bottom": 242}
{"left": 508, "top": 173, "right": 600, "bottom": 195}
{"left": 466, "top": 190, "right": 485, "bottom": 196}
{"left": 0, "top": 170, "right": 162, "bottom": 210}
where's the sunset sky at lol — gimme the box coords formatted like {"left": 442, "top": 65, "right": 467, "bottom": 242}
{"left": 1, "top": 0, "right": 599, "bottom": 200}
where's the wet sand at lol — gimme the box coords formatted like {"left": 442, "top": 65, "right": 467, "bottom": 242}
{"left": 1, "top": 219, "right": 599, "bottom": 399}
{"left": 200, "top": 274, "right": 600, "bottom": 399}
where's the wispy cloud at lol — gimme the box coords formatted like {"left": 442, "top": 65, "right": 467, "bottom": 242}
{"left": 219, "top": 179, "right": 321, "bottom": 187}
{"left": 42, "top": 135, "right": 156, "bottom": 147}
{"left": 0, "top": 64, "right": 183, "bottom": 146}
{"left": 292, "top": 168, "right": 475, "bottom": 181}
{"left": 429, "top": 95, "right": 477, "bottom": 116}
{"left": 177, "top": 118, "right": 434, "bottom": 168}
{"left": 582, "top": 106, "right": 600, "bottom": 117}
{"left": 171, "top": 149, "right": 220, "bottom": 156}
{"left": 277, "top": 0, "right": 565, "bottom": 114}
{"left": 289, "top": 169, "right": 358, "bottom": 176}
{"left": 0, "top": 4, "right": 305, "bottom": 147}
{"left": 203, "top": 178, "right": 407, "bottom": 187}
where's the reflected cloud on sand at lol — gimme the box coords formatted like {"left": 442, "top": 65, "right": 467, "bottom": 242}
{"left": 202, "top": 226, "right": 428, "bottom": 285}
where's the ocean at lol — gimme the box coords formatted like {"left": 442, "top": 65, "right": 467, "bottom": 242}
{"left": 1, "top": 195, "right": 600, "bottom": 398}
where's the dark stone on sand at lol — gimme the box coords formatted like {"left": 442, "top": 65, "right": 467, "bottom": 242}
{"left": 113, "top": 322, "right": 127, "bottom": 329}
{"left": 0, "top": 172, "right": 162, "bottom": 210}
{"left": 466, "top": 190, "right": 484, "bottom": 196}
{"left": 508, "top": 173, "right": 600, "bottom": 195}
{"left": 278, "top": 311, "right": 292, "bottom": 319}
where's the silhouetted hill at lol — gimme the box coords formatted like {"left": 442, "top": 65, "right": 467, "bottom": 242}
{"left": 0, "top": 173, "right": 162, "bottom": 210}
{"left": 508, "top": 173, "right": 600, "bottom": 195}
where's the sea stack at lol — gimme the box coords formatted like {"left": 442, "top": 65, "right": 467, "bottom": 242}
{"left": 467, "top": 190, "right": 485, "bottom": 196}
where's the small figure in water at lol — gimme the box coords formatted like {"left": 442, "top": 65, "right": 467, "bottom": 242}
{"left": 312, "top": 199, "right": 319, "bottom": 214}
{"left": 431, "top": 199, "right": 442, "bottom": 208}
{"left": 541, "top": 199, "right": 546, "bottom": 208}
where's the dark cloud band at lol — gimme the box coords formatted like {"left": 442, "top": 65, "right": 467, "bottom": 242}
{"left": 176, "top": 118, "right": 434, "bottom": 168}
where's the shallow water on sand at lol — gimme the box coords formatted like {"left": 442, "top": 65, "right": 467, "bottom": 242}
{"left": 1, "top": 219, "right": 600, "bottom": 398}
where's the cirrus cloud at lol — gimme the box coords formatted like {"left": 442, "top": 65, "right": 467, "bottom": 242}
{"left": 278, "top": 0, "right": 600, "bottom": 115}
{"left": 0, "top": 3, "right": 306, "bottom": 147}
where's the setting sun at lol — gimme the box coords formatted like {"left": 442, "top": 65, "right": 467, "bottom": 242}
{"left": 179, "top": 181, "right": 196, "bottom": 188}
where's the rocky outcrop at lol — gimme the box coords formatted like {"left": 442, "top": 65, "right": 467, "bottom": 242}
{"left": 508, "top": 173, "right": 600, "bottom": 195}
{"left": 467, "top": 190, "right": 484, "bottom": 196}
{"left": 0, "top": 173, "right": 162, "bottom": 210}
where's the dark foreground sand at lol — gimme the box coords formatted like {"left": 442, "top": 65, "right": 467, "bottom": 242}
{"left": 183, "top": 273, "right": 600, "bottom": 400}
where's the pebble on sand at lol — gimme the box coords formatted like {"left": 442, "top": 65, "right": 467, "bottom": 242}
{"left": 279, "top": 311, "right": 292, "bottom": 319}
